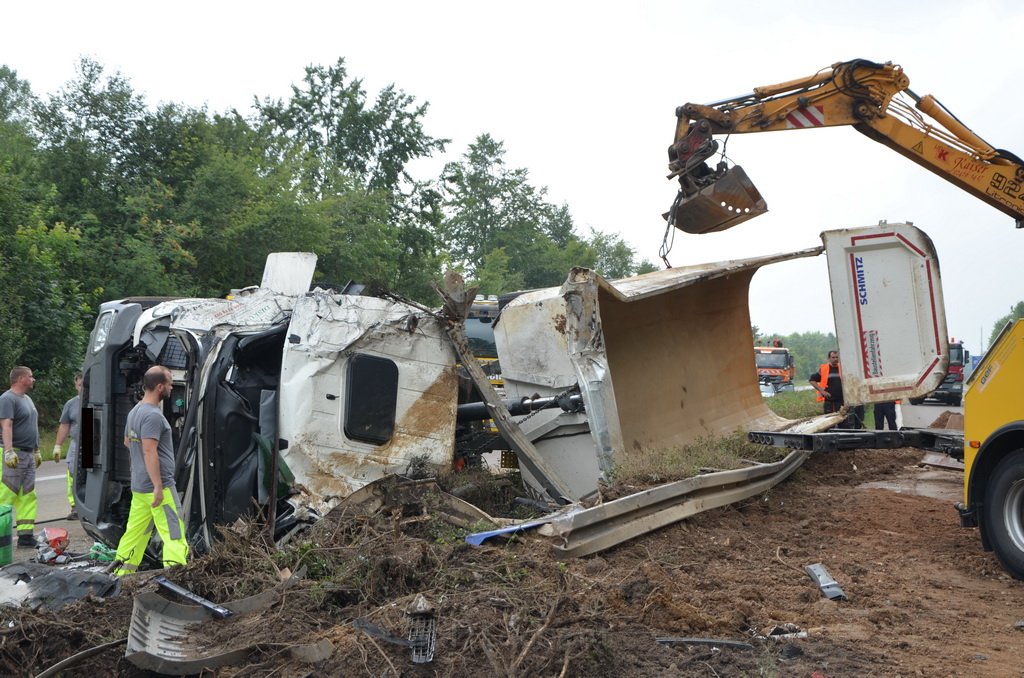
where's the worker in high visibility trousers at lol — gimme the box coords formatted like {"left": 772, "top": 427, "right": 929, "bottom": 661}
{"left": 809, "top": 350, "right": 865, "bottom": 428}
{"left": 0, "top": 366, "right": 41, "bottom": 548}
{"left": 53, "top": 372, "right": 83, "bottom": 519}
{"left": 113, "top": 366, "right": 188, "bottom": 575}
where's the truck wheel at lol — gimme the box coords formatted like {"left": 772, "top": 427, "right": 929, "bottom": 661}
{"left": 983, "top": 449, "right": 1024, "bottom": 580}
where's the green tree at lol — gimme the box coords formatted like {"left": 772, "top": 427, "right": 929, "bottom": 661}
{"left": 441, "top": 135, "right": 656, "bottom": 292}
{"left": 584, "top": 228, "right": 657, "bottom": 279}
{"left": 4, "top": 217, "right": 91, "bottom": 420}
{"left": 988, "top": 301, "right": 1024, "bottom": 349}
{"left": 474, "top": 247, "right": 524, "bottom": 295}
{"left": 32, "top": 57, "right": 145, "bottom": 229}
{"left": 255, "top": 58, "right": 447, "bottom": 196}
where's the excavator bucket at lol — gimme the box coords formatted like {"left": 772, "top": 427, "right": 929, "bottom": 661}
{"left": 671, "top": 165, "right": 768, "bottom": 234}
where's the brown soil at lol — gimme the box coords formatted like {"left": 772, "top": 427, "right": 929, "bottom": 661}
{"left": 3, "top": 448, "right": 1023, "bottom": 677}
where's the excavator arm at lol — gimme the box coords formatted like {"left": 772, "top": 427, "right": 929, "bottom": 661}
{"left": 668, "top": 58, "right": 1024, "bottom": 234}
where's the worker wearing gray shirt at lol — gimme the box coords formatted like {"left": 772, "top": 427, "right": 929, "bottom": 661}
{"left": 0, "top": 366, "right": 41, "bottom": 547}
{"left": 112, "top": 366, "right": 188, "bottom": 574}
{"left": 53, "top": 371, "right": 83, "bottom": 519}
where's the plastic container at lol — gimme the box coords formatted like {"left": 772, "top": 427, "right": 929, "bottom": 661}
{"left": 0, "top": 504, "right": 12, "bottom": 567}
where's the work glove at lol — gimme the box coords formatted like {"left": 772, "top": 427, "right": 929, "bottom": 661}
{"left": 53, "top": 443, "right": 62, "bottom": 463}
{"left": 34, "top": 451, "right": 42, "bottom": 468}
{"left": 3, "top": 448, "right": 16, "bottom": 469}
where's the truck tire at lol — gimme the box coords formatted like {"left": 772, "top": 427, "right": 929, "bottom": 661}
{"left": 983, "top": 449, "right": 1024, "bottom": 580}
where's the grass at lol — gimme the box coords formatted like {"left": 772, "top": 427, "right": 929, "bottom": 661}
{"left": 764, "top": 389, "right": 876, "bottom": 427}
{"left": 761, "top": 389, "right": 820, "bottom": 419}
{"left": 609, "top": 431, "right": 785, "bottom": 486}
{"left": 610, "top": 388, "right": 877, "bottom": 487}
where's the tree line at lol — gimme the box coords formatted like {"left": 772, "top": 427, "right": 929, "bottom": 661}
{"left": 0, "top": 58, "right": 655, "bottom": 421}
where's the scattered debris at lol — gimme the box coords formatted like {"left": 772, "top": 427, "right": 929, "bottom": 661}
{"left": 764, "top": 623, "right": 809, "bottom": 640}
{"left": 0, "top": 563, "right": 120, "bottom": 610}
{"left": 4, "top": 448, "right": 1024, "bottom": 677}
{"left": 656, "top": 636, "right": 755, "bottom": 650}
{"left": 805, "top": 562, "right": 847, "bottom": 600}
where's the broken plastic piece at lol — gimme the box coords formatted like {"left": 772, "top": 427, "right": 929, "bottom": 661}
{"left": 465, "top": 518, "right": 555, "bottom": 546}
{"left": 42, "top": 527, "right": 69, "bottom": 553}
{"left": 804, "top": 562, "right": 847, "bottom": 600}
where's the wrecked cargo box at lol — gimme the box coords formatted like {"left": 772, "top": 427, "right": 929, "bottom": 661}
{"left": 74, "top": 222, "right": 948, "bottom": 561}
{"left": 495, "top": 221, "right": 948, "bottom": 501}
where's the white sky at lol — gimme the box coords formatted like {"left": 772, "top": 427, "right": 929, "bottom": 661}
{"left": 4, "top": 0, "right": 1023, "bottom": 355}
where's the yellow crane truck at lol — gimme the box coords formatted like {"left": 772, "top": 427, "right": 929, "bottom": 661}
{"left": 960, "top": 319, "right": 1024, "bottom": 579}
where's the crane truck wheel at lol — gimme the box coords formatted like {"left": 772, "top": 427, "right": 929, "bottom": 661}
{"left": 983, "top": 449, "right": 1024, "bottom": 580}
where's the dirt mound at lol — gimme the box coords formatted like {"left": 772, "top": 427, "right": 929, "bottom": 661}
{"left": 928, "top": 410, "right": 964, "bottom": 430}
{"left": 4, "top": 448, "right": 1023, "bottom": 676}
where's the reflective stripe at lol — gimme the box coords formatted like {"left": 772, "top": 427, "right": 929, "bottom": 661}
{"left": 162, "top": 502, "right": 183, "bottom": 541}
{"left": 114, "top": 562, "right": 139, "bottom": 576}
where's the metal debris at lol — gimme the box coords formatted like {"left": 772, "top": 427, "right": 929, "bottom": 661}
{"left": 805, "top": 563, "right": 847, "bottom": 600}
{"left": 656, "top": 637, "right": 754, "bottom": 650}
{"left": 407, "top": 593, "right": 437, "bottom": 664}
{"left": 155, "top": 576, "right": 233, "bottom": 619}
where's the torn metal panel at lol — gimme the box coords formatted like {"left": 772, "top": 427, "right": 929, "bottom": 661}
{"left": 260, "top": 251, "right": 316, "bottom": 295}
{"left": 496, "top": 247, "right": 825, "bottom": 501}
{"left": 822, "top": 222, "right": 948, "bottom": 403}
{"left": 279, "top": 293, "right": 458, "bottom": 501}
{"left": 124, "top": 585, "right": 296, "bottom": 674}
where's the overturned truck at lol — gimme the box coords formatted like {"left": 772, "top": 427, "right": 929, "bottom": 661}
{"left": 74, "top": 223, "right": 948, "bottom": 559}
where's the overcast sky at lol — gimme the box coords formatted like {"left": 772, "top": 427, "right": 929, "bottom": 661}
{"left": 4, "top": 1, "right": 1022, "bottom": 355}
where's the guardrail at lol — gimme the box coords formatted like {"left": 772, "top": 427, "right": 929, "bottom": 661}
{"left": 547, "top": 449, "right": 810, "bottom": 558}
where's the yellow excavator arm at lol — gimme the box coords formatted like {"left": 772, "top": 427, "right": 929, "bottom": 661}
{"left": 668, "top": 58, "right": 1024, "bottom": 234}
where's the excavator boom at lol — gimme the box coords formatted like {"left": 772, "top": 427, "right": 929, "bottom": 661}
{"left": 668, "top": 59, "right": 1024, "bottom": 234}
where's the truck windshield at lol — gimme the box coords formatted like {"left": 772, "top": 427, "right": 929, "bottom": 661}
{"left": 465, "top": 317, "right": 498, "bottom": 359}
{"left": 949, "top": 345, "right": 965, "bottom": 366}
{"left": 755, "top": 351, "right": 789, "bottom": 369}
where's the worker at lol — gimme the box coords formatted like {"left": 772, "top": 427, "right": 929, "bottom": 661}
{"left": 0, "top": 366, "right": 41, "bottom": 548}
{"left": 809, "top": 350, "right": 865, "bottom": 428}
{"left": 113, "top": 366, "right": 188, "bottom": 575}
{"left": 53, "top": 371, "right": 83, "bottom": 519}
{"left": 874, "top": 400, "right": 898, "bottom": 431}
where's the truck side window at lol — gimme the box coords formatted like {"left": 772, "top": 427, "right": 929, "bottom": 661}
{"left": 344, "top": 353, "right": 399, "bottom": 445}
